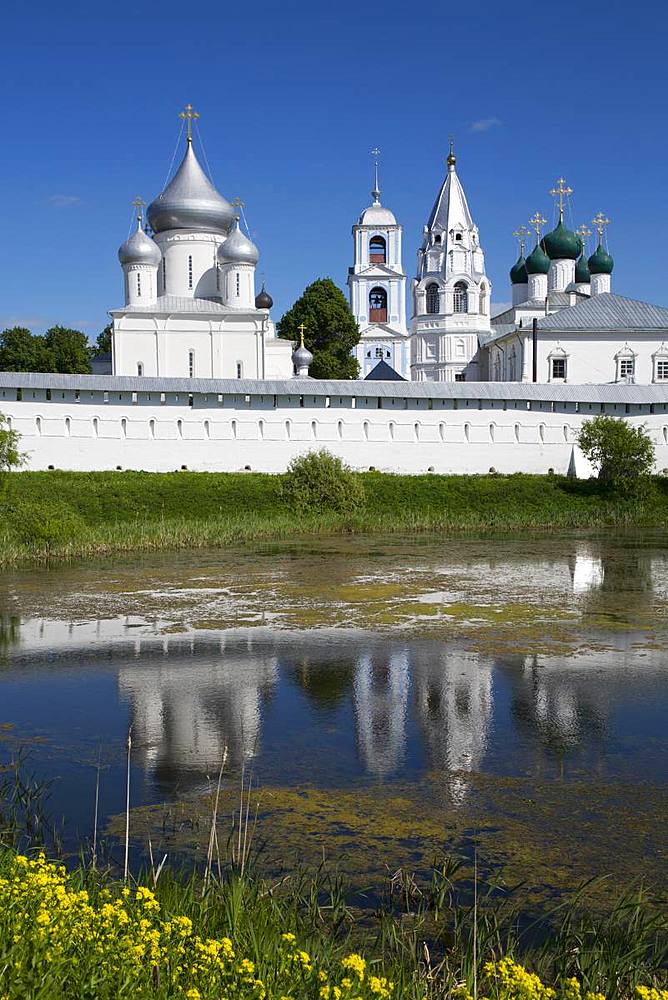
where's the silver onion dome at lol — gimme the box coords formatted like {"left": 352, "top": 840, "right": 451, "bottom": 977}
{"left": 118, "top": 225, "right": 162, "bottom": 266}
{"left": 292, "top": 343, "right": 313, "bottom": 369}
{"left": 217, "top": 219, "right": 259, "bottom": 265}
{"left": 147, "top": 142, "right": 234, "bottom": 235}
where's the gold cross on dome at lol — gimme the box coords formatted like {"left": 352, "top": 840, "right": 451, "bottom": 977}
{"left": 576, "top": 223, "right": 592, "bottom": 250}
{"left": 298, "top": 322, "right": 306, "bottom": 346}
{"left": 528, "top": 211, "right": 547, "bottom": 238}
{"left": 549, "top": 177, "right": 573, "bottom": 219}
{"left": 179, "top": 103, "right": 200, "bottom": 142}
{"left": 131, "top": 196, "right": 145, "bottom": 227}
{"left": 513, "top": 224, "right": 529, "bottom": 254}
{"left": 592, "top": 211, "right": 611, "bottom": 237}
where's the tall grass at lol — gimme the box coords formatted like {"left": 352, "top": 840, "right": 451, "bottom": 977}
{"left": 1, "top": 469, "right": 667, "bottom": 566}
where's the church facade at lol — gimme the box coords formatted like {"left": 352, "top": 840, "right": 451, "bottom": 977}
{"left": 111, "top": 107, "right": 293, "bottom": 381}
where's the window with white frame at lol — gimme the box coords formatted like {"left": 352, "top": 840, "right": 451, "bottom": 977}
{"left": 619, "top": 358, "right": 635, "bottom": 379}
{"left": 236, "top": 272, "right": 240, "bottom": 296}
{"left": 188, "top": 255, "right": 193, "bottom": 289}
{"left": 375, "top": 347, "right": 383, "bottom": 358}
{"left": 236, "top": 362, "right": 243, "bottom": 379}
{"left": 454, "top": 372, "right": 466, "bottom": 382}
{"left": 188, "top": 350, "right": 195, "bottom": 378}
{"left": 453, "top": 282, "right": 468, "bottom": 313}
{"left": 137, "top": 362, "right": 144, "bottom": 377}
{"left": 654, "top": 354, "right": 668, "bottom": 381}
{"left": 136, "top": 272, "right": 141, "bottom": 297}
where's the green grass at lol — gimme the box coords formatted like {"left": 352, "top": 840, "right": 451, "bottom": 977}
{"left": 1, "top": 469, "right": 667, "bottom": 566}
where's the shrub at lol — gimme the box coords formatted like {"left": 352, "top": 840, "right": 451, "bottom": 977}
{"left": 0, "top": 413, "right": 25, "bottom": 472}
{"left": 577, "top": 416, "right": 655, "bottom": 495}
{"left": 280, "top": 450, "right": 365, "bottom": 515}
{"left": 3, "top": 499, "right": 85, "bottom": 548}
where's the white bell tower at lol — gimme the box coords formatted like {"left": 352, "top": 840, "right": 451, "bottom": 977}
{"left": 348, "top": 150, "right": 409, "bottom": 379}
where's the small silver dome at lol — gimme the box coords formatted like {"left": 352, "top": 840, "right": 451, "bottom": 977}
{"left": 358, "top": 203, "right": 396, "bottom": 226}
{"left": 147, "top": 142, "right": 234, "bottom": 235}
{"left": 292, "top": 343, "right": 313, "bottom": 368}
{"left": 118, "top": 225, "right": 162, "bottom": 266}
{"left": 218, "top": 219, "right": 259, "bottom": 265}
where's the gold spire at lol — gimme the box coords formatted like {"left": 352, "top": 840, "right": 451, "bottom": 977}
{"left": 549, "top": 177, "right": 573, "bottom": 222}
{"left": 576, "top": 223, "right": 592, "bottom": 253}
{"left": 513, "top": 224, "right": 529, "bottom": 255}
{"left": 447, "top": 136, "right": 456, "bottom": 168}
{"left": 592, "top": 211, "right": 611, "bottom": 238}
{"left": 131, "top": 196, "right": 145, "bottom": 230}
{"left": 298, "top": 322, "right": 306, "bottom": 347}
{"left": 179, "top": 103, "right": 200, "bottom": 143}
{"left": 528, "top": 211, "right": 547, "bottom": 242}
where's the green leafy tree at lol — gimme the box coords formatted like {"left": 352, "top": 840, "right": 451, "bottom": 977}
{"left": 43, "top": 326, "right": 92, "bottom": 374}
{"left": 577, "top": 415, "right": 655, "bottom": 494}
{"left": 0, "top": 328, "right": 51, "bottom": 372}
{"left": 280, "top": 449, "right": 365, "bottom": 515}
{"left": 277, "top": 278, "right": 360, "bottom": 380}
{"left": 0, "top": 413, "right": 25, "bottom": 471}
{"left": 93, "top": 323, "right": 112, "bottom": 357}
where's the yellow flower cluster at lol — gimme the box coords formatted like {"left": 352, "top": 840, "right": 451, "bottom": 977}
{"left": 0, "top": 853, "right": 396, "bottom": 1000}
{"left": 453, "top": 959, "right": 668, "bottom": 1000}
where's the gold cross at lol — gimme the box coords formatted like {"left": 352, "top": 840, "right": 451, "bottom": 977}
{"left": 576, "top": 223, "right": 592, "bottom": 252}
{"left": 592, "top": 211, "right": 611, "bottom": 237}
{"left": 528, "top": 211, "right": 547, "bottom": 239}
{"left": 549, "top": 176, "right": 573, "bottom": 219}
{"left": 371, "top": 147, "right": 381, "bottom": 160}
{"left": 179, "top": 103, "right": 200, "bottom": 142}
{"left": 298, "top": 322, "right": 306, "bottom": 346}
{"left": 513, "top": 224, "right": 529, "bottom": 254}
{"left": 131, "top": 196, "right": 145, "bottom": 228}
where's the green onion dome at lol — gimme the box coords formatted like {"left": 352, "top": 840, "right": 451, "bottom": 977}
{"left": 588, "top": 242, "right": 614, "bottom": 275}
{"left": 525, "top": 242, "right": 551, "bottom": 275}
{"left": 575, "top": 253, "right": 591, "bottom": 283}
{"left": 510, "top": 254, "right": 528, "bottom": 285}
{"left": 541, "top": 220, "right": 581, "bottom": 260}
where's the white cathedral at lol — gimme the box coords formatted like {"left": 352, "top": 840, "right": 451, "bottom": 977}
{"left": 111, "top": 107, "right": 293, "bottom": 380}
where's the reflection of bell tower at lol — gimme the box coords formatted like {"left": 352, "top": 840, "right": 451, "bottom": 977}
{"left": 412, "top": 650, "right": 492, "bottom": 801}
{"left": 354, "top": 650, "right": 410, "bottom": 777}
{"left": 348, "top": 149, "right": 409, "bottom": 378}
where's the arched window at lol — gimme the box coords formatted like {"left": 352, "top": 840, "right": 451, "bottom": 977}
{"left": 137, "top": 362, "right": 144, "bottom": 377}
{"left": 369, "top": 286, "right": 387, "bottom": 323}
{"left": 426, "top": 283, "right": 440, "bottom": 314}
{"left": 369, "top": 235, "right": 386, "bottom": 263}
{"left": 188, "top": 350, "right": 195, "bottom": 378}
{"left": 453, "top": 282, "right": 468, "bottom": 313}
{"left": 188, "top": 255, "right": 193, "bottom": 289}
{"left": 136, "top": 272, "right": 141, "bottom": 297}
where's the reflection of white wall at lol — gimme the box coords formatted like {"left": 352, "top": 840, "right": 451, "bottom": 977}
{"left": 354, "top": 650, "right": 410, "bottom": 777}
{"left": 570, "top": 545, "right": 604, "bottom": 593}
{"left": 413, "top": 651, "right": 492, "bottom": 801}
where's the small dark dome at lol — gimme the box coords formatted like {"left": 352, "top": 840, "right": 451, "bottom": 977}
{"left": 526, "top": 242, "right": 551, "bottom": 275}
{"left": 588, "top": 242, "right": 614, "bottom": 275}
{"left": 255, "top": 283, "right": 273, "bottom": 309}
{"left": 541, "top": 220, "right": 581, "bottom": 261}
{"left": 510, "top": 254, "right": 528, "bottom": 285}
{"left": 575, "top": 253, "right": 591, "bottom": 284}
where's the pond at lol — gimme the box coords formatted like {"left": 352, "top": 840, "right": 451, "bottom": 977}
{"left": 1, "top": 532, "right": 667, "bottom": 906}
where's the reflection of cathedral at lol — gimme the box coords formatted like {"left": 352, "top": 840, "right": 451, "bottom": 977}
{"left": 117, "top": 634, "right": 278, "bottom": 790}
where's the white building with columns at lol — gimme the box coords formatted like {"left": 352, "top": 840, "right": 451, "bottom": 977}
{"left": 410, "top": 146, "right": 492, "bottom": 382}
{"left": 348, "top": 160, "right": 410, "bottom": 378}
{"left": 111, "top": 108, "right": 293, "bottom": 381}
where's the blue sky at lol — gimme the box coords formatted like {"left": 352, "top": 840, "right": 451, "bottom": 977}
{"left": 2, "top": 0, "right": 666, "bottom": 340}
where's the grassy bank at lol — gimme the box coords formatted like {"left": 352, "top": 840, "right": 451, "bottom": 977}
{"left": 0, "top": 846, "right": 666, "bottom": 1000}
{"left": 1, "top": 470, "right": 668, "bottom": 565}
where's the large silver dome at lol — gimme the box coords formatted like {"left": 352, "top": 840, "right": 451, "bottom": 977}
{"left": 118, "top": 225, "right": 162, "bottom": 266}
{"left": 217, "top": 219, "right": 259, "bottom": 265}
{"left": 147, "top": 142, "right": 234, "bottom": 235}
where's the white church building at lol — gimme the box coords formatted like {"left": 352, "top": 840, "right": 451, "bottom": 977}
{"left": 111, "top": 106, "right": 293, "bottom": 381}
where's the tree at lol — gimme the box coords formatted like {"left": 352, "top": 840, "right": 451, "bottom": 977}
{"left": 0, "top": 327, "right": 51, "bottom": 372}
{"left": 0, "top": 413, "right": 25, "bottom": 471}
{"left": 43, "top": 326, "right": 92, "bottom": 374}
{"left": 277, "top": 278, "right": 360, "bottom": 380}
{"left": 577, "top": 416, "right": 655, "bottom": 494}
{"left": 93, "top": 323, "right": 112, "bottom": 357}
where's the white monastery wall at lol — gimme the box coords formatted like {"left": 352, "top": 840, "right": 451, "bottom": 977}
{"left": 3, "top": 377, "right": 668, "bottom": 477}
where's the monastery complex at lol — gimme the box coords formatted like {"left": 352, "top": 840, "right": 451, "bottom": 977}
{"left": 4, "top": 107, "right": 668, "bottom": 475}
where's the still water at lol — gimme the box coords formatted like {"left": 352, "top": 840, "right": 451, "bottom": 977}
{"left": 1, "top": 533, "right": 667, "bottom": 902}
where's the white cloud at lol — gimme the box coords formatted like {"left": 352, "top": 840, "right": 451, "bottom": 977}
{"left": 469, "top": 117, "right": 502, "bottom": 133}
{"left": 46, "top": 194, "right": 82, "bottom": 208}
